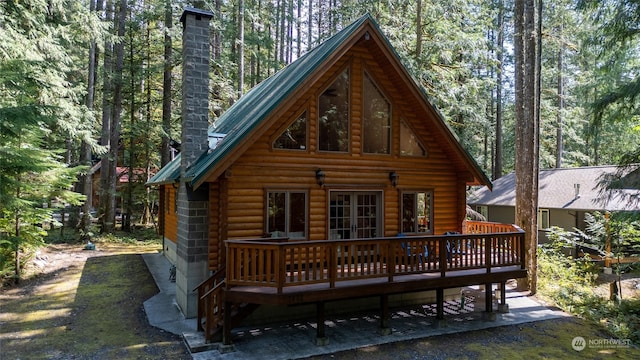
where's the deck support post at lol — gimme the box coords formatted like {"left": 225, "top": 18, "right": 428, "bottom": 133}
{"left": 498, "top": 281, "right": 509, "bottom": 313}
{"left": 315, "top": 301, "right": 329, "bottom": 346}
{"left": 434, "top": 288, "right": 447, "bottom": 328}
{"left": 379, "top": 295, "right": 391, "bottom": 335}
{"left": 222, "top": 301, "right": 233, "bottom": 346}
{"left": 483, "top": 282, "right": 496, "bottom": 321}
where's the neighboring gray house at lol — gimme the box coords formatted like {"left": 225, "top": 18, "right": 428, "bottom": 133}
{"left": 468, "top": 166, "right": 640, "bottom": 242}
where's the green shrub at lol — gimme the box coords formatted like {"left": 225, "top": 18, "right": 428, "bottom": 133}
{"left": 538, "top": 236, "right": 640, "bottom": 345}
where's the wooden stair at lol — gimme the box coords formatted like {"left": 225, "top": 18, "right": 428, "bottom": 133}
{"left": 194, "top": 269, "right": 260, "bottom": 344}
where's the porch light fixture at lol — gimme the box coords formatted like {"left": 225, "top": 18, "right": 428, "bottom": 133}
{"left": 389, "top": 171, "right": 398, "bottom": 187}
{"left": 315, "top": 169, "right": 325, "bottom": 186}
{"left": 172, "top": 181, "right": 179, "bottom": 189}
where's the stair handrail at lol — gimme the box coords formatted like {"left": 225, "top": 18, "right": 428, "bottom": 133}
{"left": 194, "top": 268, "right": 226, "bottom": 332}
{"left": 201, "top": 278, "right": 226, "bottom": 342}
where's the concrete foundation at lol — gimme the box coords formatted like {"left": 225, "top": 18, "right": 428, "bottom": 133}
{"left": 163, "top": 238, "right": 177, "bottom": 265}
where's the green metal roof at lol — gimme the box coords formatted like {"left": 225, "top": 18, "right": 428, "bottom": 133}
{"left": 146, "top": 154, "right": 181, "bottom": 186}
{"left": 184, "top": 14, "right": 372, "bottom": 187}
{"left": 153, "top": 13, "right": 491, "bottom": 190}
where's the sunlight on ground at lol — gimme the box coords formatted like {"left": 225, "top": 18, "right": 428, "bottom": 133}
{"left": 360, "top": 346, "right": 380, "bottom": 352}
{"left": 1, "top": 308, "right": 72, "bottom": 324}
{"left": 0, "top": 325, "right": 67, "bottom": 341}
{"left": 123, "top": 341, "right": 178, "bottom": 350}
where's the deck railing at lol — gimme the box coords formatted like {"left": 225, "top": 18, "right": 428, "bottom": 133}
{"left": 225, "top": 225, "right": 525, "bottom": 293}
{"left": 463, "top": 220, "right": 522, "bottom": 234}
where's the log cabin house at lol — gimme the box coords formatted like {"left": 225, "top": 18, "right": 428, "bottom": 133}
{"left": 147, "top": 8, "right": 527, "bottom": 347}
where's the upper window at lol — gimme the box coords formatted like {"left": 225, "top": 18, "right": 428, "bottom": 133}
{"left": 267, "top": 191, "right": 307, "bottom": 239}
{"left": 318, "top": 69, "right": 350, "bottom": 152}
{"left": 400, "top": 120, "right": 427, "bottom": 157}
{"left": 401, "top": 191, "right": 432, "bottom": 234}
{"left": 273, "top": 111, "right": 307, "bottom": 150}
{"left": 363, "top": 73, "right": 390, "bottom": 154}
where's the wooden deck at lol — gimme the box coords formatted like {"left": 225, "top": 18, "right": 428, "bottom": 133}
{"left": 225, "top": 265, "right": 526, "bottom": 305}
{"left": 197, "top": 221, "right": 528, "bottom": 344}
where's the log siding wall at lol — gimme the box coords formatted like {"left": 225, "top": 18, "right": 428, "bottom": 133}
{"left": 206, "top": 42, "right": 470, "bottom": 270}
{"left": 163, "top": 186, "right": 178, "bottom": 243}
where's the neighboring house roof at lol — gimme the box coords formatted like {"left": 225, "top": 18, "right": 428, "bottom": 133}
{"left": 468, "top": 166, "right": 640, "bottom": 212}
{"left": 148, "top": 14, "right": 490, "bottom": 189}
{"left": 90, "top": 163, "right": 156, "bottom": 183}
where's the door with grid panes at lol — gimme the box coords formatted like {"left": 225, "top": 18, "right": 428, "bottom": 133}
{"left": 329, "top": 191, "right": 381, "bottom": 240}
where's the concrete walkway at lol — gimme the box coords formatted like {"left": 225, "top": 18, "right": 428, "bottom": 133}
{"left": 142, "top": 252, "right": 568, "bottom": 360}
{"left": 142, "top": 252, "right": 197, "bottom": 336}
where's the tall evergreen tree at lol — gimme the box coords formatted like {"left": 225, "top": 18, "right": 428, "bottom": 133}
{"left": 514, "top": 0, "right": 541, "bottom": 293}
{"left": 0, "top": 0, "right": 100, "bottom": 281}
{"left": 578, "top": 0, "right": 640, "bottom": 205}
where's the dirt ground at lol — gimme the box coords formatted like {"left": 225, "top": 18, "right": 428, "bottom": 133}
{"left": 1, "top": 242, "right": 639, "bottom": 360}
{"left": 593, "top": 271, "right": 640, "bottom": 300}
{"left": 0, "top": 242, "right": 191, "bottom": 360}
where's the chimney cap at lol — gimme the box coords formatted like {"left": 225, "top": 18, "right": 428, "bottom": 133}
{"left": 180, "top": 7, "right": 214, "bottom": 25}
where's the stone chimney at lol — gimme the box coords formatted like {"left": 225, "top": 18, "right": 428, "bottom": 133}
{"left": 180, "top": 7, "right": 212, "bottom": 171}
{"left": 175, "top": 7, "right": 213, "bottom": 318}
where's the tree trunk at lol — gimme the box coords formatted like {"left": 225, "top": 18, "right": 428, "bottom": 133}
{"left": 279, "top": 0, "right": 286, "bottom": 64}
{"left": 214, "top": 0, "right": 222, "bottom": 61}
{"left": 106, "top": 0, "right": 127, "bottom": 233}
{"left": 160, "top": 0, "right": 172, "bottom": 167}
{"left": 287, "top": 0, "right": 293, "bottom": 63}
{"left": 14, "top": 182, "right": 21, "bottom": 284}
{"left": 99, "top": 0, "right": 114, "bottom": 232}
{"left": 556, "top": 20, "right": 564, "bottom": 168}
{"left": 514, "top": 0, "right": 540, "bottom": 294}
{"left": 415, "top": 0, "right": 422, "bottom": 59}
{"left": 143, "top": 11, "right": 153, "bottom": 226}
{"left": 494, "top": 0, "right": 504, "bottom": 180}
{"left": 297, "top": 0, "right": 302, "bottom": 58}
{"left": 80, "top": 0, "right": 97, "bottom": 239}
{"left": 238, "top": 0, "right": 245, "bottom": 98}
{"left": 124, "top": 15, "right": 137, "bottom": 233}
{"left": 274, "top": 0, "right": 281, "bottom": 68}
{"left": 307, "top": 0, "right": 312, "bottom": 50}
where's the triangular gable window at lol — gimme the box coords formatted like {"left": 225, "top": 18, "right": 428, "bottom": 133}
{"left": 400, "top": 120, "right": 427, "bottom": 157}
{"left": 273, "top": 111, "right": 308, "bottom": 150}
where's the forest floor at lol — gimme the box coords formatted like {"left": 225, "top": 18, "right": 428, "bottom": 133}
{"left": 0, "top": 240, "right": 191, "bottom": 360}
{"left": 1, "top": 239, "right": 639, "bottom": 360}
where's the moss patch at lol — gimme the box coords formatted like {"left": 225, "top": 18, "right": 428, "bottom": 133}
{"left": 0, "top": 243, "right": 190, "bottom": 359}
